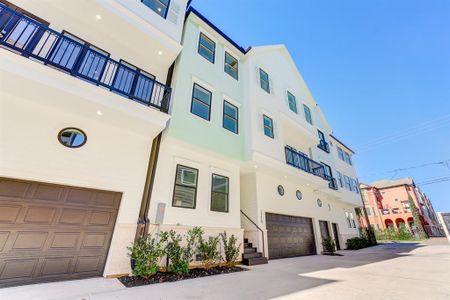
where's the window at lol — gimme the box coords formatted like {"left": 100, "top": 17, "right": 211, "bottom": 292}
{"left": 345, "top": 212, "right": 352, "bottom": 228}
{"left": 198, "top": 33, "right": 215, "bottom": 63}
{"left": 337, "top": 171, "right": 344, "bottom": 187}
{"left": 224, "top": 52, "right": 238, "bottom": 79}
{"left": 191, "top": 83, "right": 212, "bottom": 120}
{"left": 211, "top": 174, "right": 229, "bottom": 212}
{"left": 287, "top": 91, "right": 297, "bottom": 113}
{"left": 259, "top": 68, "right": 270, "bottom": 93}
{"left": 350, "top": 212, "right": 356, "bottom": 228}
{"left": 263, "top": 115, "right": 274, "bottom": 138}
{"left": 344, "top": 175, "right": 351, "bottom": 190}
{"left": 142, "top": 0, "right": 170, "bottom": 18}
{"left": 318, "top": 130, "right": 329, "bottom": 152}
{"left": 303, "top": 104, "right": 312, "bottom": 124}
{"left": 172, "top": 165, "right": 198, "bottom": 209}
{"left": 344, "top": 152, "right": 352, "bottom": 165}
{"left": 365, "top": 207, "right": 372, "bottom": 216}
{"left": 337, "top": 147, "right": 345, "bottom": 161}
{"left": 223, "top": 101, "right": 238, "bottom": 134}
{"left": 352, "top": 179, "right": 360, "bottom": 194}
{"left": 322, "top": 162, "right": 332, "bottom": 179}
{"left": 58, "top": 128, "right": 87, "bottom": 148}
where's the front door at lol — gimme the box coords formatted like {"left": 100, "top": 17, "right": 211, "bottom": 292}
{"left": 332, "top": 223, "right": 341, "bottom": 250}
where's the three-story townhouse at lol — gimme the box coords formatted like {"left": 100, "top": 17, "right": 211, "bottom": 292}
{"left": 0, "top": 0, "right": 188, "bottom": 287}
{"left": 240, "top": 46, "right": 361, "bottom": 258}
{"left": 146, "top": 7, "right": 247, "bottom": 260}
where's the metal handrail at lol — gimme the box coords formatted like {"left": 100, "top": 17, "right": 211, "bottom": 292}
{"left": 0, "top": 3, "right": 171, "bottom": 112}
{"left": 240, "top": 210, "right": 265, "bottom": 258}
{"left": 285, "top": 146, "right": 327, "bottom": 180}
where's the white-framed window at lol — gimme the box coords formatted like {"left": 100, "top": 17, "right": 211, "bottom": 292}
{"left": 344, "top": 175, "right": 351, "bottom": 190}
{"left": 337, "top": 147, "right": 345, "bottom": 161}
{"left": 259, "top": 68, "right": 270, "bottom": 93}
{"left": 172, "top": 164, "right": 198, "bottom": 209}
{"left": 198, "top": 32, "right": 215, "bottom": 63}
{"left": 263, "top": 114, "right": 274, "bottom": 138}
{"left": 142, "top": 0, "right": 170, "bottom": 18}
{"left": 224, "top": 52, "right": 238, "bottom": 80}
{"left": 287, "top": 91, "right": 297, "bottom": 113}
{"left": 303, "top": 104, "right": 312, "bottom": 124}
{"left": 211, "top": 174, "right": 229, "bottom": 213}
{"left": 344, "top": 152, "right": 352, "bottom": 165}
{"left": 190, "top": 83, "right": 212, "bottom": 121}
{"left": 223, "top": 100, "right": 238, "bottom": 134}
{"left": 337, "top": 171, "right": 344, "bottom": 187}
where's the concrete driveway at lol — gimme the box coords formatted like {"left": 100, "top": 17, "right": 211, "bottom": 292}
{"left": 1, "top": 238, "right": 449, "bottom": 300}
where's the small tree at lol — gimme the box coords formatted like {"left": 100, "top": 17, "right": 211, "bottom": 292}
{"left": 127, "top": 234, "right": 165, "bottom": 278}
{"left": 220, "top": 232, "right": 240, "bottom": 266}
{"left": 322, "top": 236, "right": 336, "bottom": 254}
{"left": 161, "top": 227, "right": 203, "bottom": 275}
{"left": 197, "top": 235, "right": 220, "bottom": 269}
{"left": 408, "top": 195, "right": 427, "bottom": 240}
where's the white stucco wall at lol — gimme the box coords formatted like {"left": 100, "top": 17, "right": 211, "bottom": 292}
{"left": 0, "top": 50, "right": 169, "bottom": 276}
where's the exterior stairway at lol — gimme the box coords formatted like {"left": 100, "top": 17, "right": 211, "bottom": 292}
{"left": 242, "top": 238, "right": 268, "bottom": 266}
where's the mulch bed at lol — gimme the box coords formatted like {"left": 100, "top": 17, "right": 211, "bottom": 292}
{"left": 118, "top": 266, "right": 247, "bottom": 288}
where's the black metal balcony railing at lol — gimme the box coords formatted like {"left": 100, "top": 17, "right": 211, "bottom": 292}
{"left": 317, "top": 140, "right": 330, "bottom": 153}
{"left": 285, "top": 146, "right": 326, "bottom": 179}
{"left": 0, "top": 4, "right": 171, "bottom": 112}
{"left": 327, "top": 177, "right": 338, "bottom": 190}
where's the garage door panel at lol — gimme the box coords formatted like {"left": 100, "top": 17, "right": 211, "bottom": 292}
{"left": 0, "top": 179, "right": 30, "bottom": 199}
{"left": 0, "top": 178, "right": 121, "bottom": 287}
{"left": 266, "top": 213, "right": 316, "bottom": 259}
{"left": 0, "top": 205, "right": 22, "bottom": 223}
{"left": 23, "top": 206, "right": 57, "bottom": 224}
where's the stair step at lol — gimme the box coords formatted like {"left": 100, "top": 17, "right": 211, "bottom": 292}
{"left": 243, "top": 242, "right": 252, "bottom": 248}
{"left": 242, "top": 257, "right": 268, "bottom": 266}
{"left": 244, "top": 238, "right": 248, "bottom": 243}
{"left": 243, "top": 247, "right": 257, "bottom": 254}
{"left": 242, "top": 252, "right": 262, "bottom": 259}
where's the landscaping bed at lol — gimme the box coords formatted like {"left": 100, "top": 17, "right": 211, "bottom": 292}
{"left": 118, "top": 266, "right": 247, "bottom": 287}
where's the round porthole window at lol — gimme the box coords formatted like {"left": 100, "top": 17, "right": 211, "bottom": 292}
{"left": 58, "top": 128, "right": 87, "bottom": 148}
{"left": 317, "top": 198, "right": 323, "bottom": 207}
{"left": 296, "top": 190, "right": 302, "bottom": 200}
{"left": 277, "top": 185, "right": 285, "bottom": 196}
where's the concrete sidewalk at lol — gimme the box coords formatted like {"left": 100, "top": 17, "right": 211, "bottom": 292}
{"left": 1, "top": 238, "right": 449, "bottom": 300}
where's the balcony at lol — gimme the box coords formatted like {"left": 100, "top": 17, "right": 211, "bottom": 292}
{"left": 317, "top": 140, "right": 330, "bottom": 153}
{"left": 327, "top": 177, "right": 338, "bottom": 190}
{"left": 0, "top": 4, "right": 171, "bottom": 112}
{"left": 285, "top": 146, "right": 327, "bottom": 179}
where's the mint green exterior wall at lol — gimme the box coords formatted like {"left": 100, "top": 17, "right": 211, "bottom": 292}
{"left": 166, "top": 17, "right": 246, "bottom": 160}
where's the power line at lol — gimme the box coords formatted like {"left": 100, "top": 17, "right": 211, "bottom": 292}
{"left": 355, "top": 114, "right": 450, "bottom": 153}
{"left": 417, "top": 176, "right": 450, "bottom": 186}
{"left": 359, "top": 159, "right": 450, "bottom": 179}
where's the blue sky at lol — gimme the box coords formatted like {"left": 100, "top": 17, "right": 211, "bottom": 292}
{"left": 192, "top": 0, "right": 450, "bottom": 211}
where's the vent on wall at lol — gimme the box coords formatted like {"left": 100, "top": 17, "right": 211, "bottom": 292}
{"left": 167, "top": 2, "right": 180, "bottom": 24}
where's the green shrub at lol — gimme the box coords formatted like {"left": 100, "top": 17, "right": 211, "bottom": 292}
{"left": 322, "top": 236, "right": 336, "bottom": 253}
{"left": 127, "top": 234, "right": 164, "bottom": 278}
{"left": 197, "top": 235, "right": 220, "bottom": 269}
{"left": 397, "top": 226, "right": 412, "bottom": 240}
{"left": 161, "top": 227, "right": 203, "bottom": 275}
{"left": 220, "top": 232, "right": 240, "bottom": 266}
{"left": 346, "top": 237, "right": 369, "bottom": 250}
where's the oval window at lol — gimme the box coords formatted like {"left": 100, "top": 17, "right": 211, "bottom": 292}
{"left": 58, "top": 128, "right": 87, "bottom": 148}
{"left": 296, "top": 190, "right": 302, "bottom": 200}
{"left": 277, "top": 185, "right": 284, "bottom": 196}
{"left": 317, "top": 198, "right": 323, "bottom": 207}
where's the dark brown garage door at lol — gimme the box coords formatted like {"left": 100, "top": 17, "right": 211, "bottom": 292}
{"left": 266, "top": 213, "right": 316, "bottom": 259}
{"left": 0, "top": 177, "right": 121, "bottom": 287}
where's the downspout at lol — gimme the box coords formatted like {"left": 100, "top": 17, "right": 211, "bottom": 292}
{"left": 134, "top": 63, "right": 175, "bottom": 241}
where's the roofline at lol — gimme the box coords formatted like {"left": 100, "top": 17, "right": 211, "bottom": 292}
{"left": 330, "top": 134, "right": 355, "bottom": 154}
{"left": 186, "top": 6, "right": 251, "bottom": 54}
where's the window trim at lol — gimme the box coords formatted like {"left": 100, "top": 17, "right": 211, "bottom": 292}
{"left": 259, "top": 68, "right": 270, "bottom": 93}
{"left": 198, "top": 32, "right": 216, "bottom": 64}
{"left": 287, "top": 91, "right": 297, "bottom": 113}
{"left": 303, "top": 104, "right": 313, "bottom": 125}
{"left": 141, "top": 0, "right": 171, "bottom": 19}
{"left": 263, "top": 114, "right": 274, "bottom": 139}
{"left": 223, "top": 100, "right": 239, "bottom": 134}
{"left": 224, "top": 51, "right": 238, "bottom": 80}
{"left": 210, "top": 173, "right": 230, "bottom": 213}
{"left": 190, "top": 83, "right": 212, "bottom": 121}
{"left": 171, "top": 164, "right": 199, "bottom": 210}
